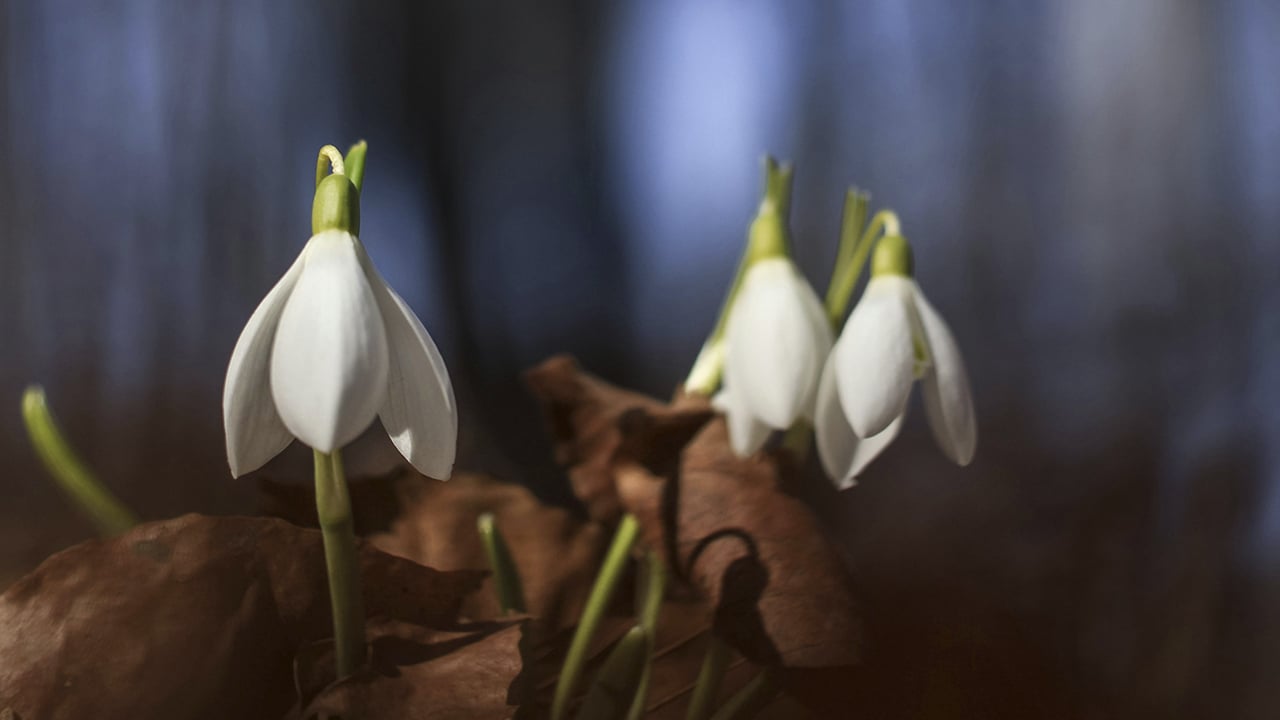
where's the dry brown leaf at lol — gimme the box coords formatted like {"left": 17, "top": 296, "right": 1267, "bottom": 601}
{"left": 367, "top": 471, "right": 609, "bottom": 631}
{"left": 0, "top": 514, "right": 492, "bottom": 720}
{"left": 615, "top": 417, "right": 862, "bottom": 670}
{"left": 525, "top": 357, "right": 861, "bottom": 715}
{"left": 291, "top": 618, "right": 532, "bottom": 720}
{"left": 525, "top": 355, "right": 713, "bottom": 524}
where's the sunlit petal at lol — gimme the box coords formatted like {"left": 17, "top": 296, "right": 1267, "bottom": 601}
{"left": 834, "top": 275, "right": 915, "bottom": 437}
{"left": 914, "top": 285, "right": 977, "bottom": 465}
{"left": 359, "top": 247, "right": 458, "bottom": 480}
{"left": 725, "top": 258, "right": 832, "bottom": 428}
{"left": 222, "top": 254, "right": 304, "bottom": 476}
{"left": 271, "top": 230, "right": 389, "bottom": 452}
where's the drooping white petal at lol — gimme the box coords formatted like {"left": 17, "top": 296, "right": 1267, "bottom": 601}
{"left": 357, "top": 246, "right": 458, "bottom": 480}
{"left": 270, "top": 230, "right": 389, "bottom": 453}
{"left": 724, "top": 258, "right": 833, "bottom": 429}
{"left": 712, "top": 383, "right": 773, "bottom": 457}
{"left": 913, "top": 285, "right": 977, "bottom": 465}
{"left": 833, "top": 275, "right": 916, "bottom": 437}
{"left": 222, "top": 254, "right": 305, "bottom": 476}
{"left": 815, "top": 358, "right": 904, "bottom": 489}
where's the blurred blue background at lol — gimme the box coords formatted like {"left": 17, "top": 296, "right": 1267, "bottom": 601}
{"left": 1, "top": 1, "right": 1277, "bottom": 717}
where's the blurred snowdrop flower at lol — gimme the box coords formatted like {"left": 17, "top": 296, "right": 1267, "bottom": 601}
{"left": 223, "top": 167, "right": 457, "bottom": 479}
{"left": 718, "top": 250, "right": 832, "bottom": 456}
{"left": 815, "top": 234, "right": 975, "bottom": 488}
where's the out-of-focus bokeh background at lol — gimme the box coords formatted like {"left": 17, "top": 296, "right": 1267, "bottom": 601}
{"left": 0, "top": 1, "right": 1276, "bottom": 717}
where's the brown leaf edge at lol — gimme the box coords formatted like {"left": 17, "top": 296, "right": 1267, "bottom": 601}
{"left": 0, "top": 514, "right": 529, "bottom": 720}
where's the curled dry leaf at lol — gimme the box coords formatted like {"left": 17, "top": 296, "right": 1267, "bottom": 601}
{"left": 615, "top": 418, "right": 862, "bottom": 669}
{"left": 526, "top": 356, "right": 862, "bottom": 713}
{"left": 0, "top": 514, "right": 497, "bottom": 720}
{"left": 525, "top": 355, "right": 714, "bottom": 524}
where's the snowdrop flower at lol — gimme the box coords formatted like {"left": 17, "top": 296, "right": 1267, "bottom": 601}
{"left": 223, "top": 162, "right": 457, "bottom": 479}
{"left": 815, "top": 234, "right": 975, "bottom": 487}
{"left": 717, "top": 213, "right": 833, "bottom": 456}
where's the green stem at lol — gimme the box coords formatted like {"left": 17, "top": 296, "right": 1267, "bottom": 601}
{"left": 315, "top": 144, "right": 345, "bottom": 188}
{"left": 823, "top": 207, "right": 901, "bottom": 329}
{"left": 20, "top": 385, "right": 137, "bottom": 536}
{"left": 551, "top": 513, "right": 640, "bottom": 720}
{"left": 706, "top": 672, "right": 778, "bottom": 720}
{"left": 684, "top": 157, "right": 795, "bottom": 396}
{"left": 626, "top": 551, "right": 669, "bottom": 720}
{"left": 579, "top": 626, "right": 651, "bottom": 720}
{"left": 314, "top": 449, "right": 366, "bottom": 677}
{"left": 686, "top": 635, "right": 732, "bottom": 720}
{"left": 478, "top": 512, "right": 527, "bottom": 614}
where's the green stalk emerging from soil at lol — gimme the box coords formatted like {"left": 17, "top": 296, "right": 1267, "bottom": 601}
{"left": 314, "top": 449, "right": 366, "bottom": 676}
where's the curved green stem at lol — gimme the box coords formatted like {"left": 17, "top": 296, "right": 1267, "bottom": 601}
{"left": 824, "top": 206, "right": 901, "bottom": 328}
{"left": 626, "top": 550, "right": 669, "bottom": 720}
{"left": 478, "top": 512, "right": 527, "bottom": 614}
{"left": 315, "top": 144, "right": 345, "bottom": 188}
{"left": 687, "top": 635, "right": 732, "bottom": 720}
{"left": 314, "top": 449, "right": 366, "bottom": 677}
{"left": 551, "top": 513, "right": 640, "bottom": 720}
{"left": 21, "top": 385, "right": 137, "bottom": 536}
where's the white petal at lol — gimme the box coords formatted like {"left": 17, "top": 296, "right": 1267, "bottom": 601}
{"left": 358, "top": 247, "right": 458, "bottom": 480}
{"left": 833, "top": 275, "right": 916, "bottom": 437}
{"left": 724, "top": 258, "right": 833, "bottom": 429}
{"left": 713, "top": 363, "right": 772, "bottom": 457}
{"left": 222, "top": 254, "right": 304, "bottom": 476}
{"left": 719, "top": 389, "right": 773, "bottom": 456}
{"left": 913, "top": 285, "right": 977, "bottom": 465}
{"left": 815, "top": 358, "right": 904, "bottom": 489}
{"left": 270, "top": 231, "right": 389, "bottom": 452}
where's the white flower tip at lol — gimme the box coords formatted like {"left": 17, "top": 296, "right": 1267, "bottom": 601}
{"left": 834, "top": 475, "right": 859, "bottom": 491}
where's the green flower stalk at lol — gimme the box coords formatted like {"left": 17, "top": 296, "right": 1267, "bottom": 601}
{"left": 478, "top": 512, "right": 527, "bottom": 614}
{"left": 21, "top": 385, "right": 137, "bottom": 536}
{"left": 626, "top": 550, "right": 669, "bottom": 720}
{"left": 314, "top": 449, "right": 365, "bottom": 674}
{"left": 551, "top": 514, "right": 640, "bottom": 720}
{"left": 579, "top": 626, "right": 651, "bottom": 720}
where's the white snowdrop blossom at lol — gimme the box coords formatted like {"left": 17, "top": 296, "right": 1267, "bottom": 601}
{"left": 222, "top": 229, "right": 457, "bottom": 479}
{"left": 815, "top": 272, "right": 976, "bottom": 488}
{"left": 717, "top": 257, "right": 833, "bottom": 456}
